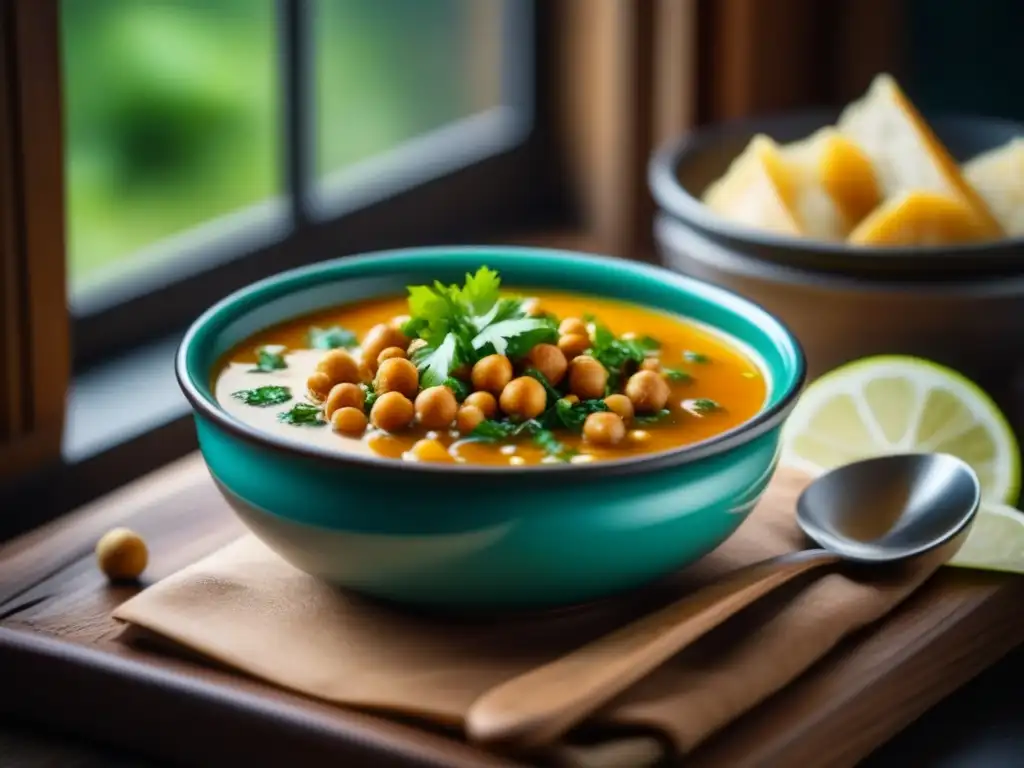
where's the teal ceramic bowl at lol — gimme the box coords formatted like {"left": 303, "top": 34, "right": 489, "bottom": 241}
{"left": 176, "top": 247, "right": 805, "bottom": 611}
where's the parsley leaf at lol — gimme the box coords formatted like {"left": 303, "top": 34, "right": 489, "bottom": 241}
{"left": 471, "top": 317, "right": 558, "bottom": 358}
{"left": 278, "top": 402, "right": 325, "bottom": 426}
{"left": 684, "top": 351, "right": 711, "bottom": 364}
{"left": 231, "top": 386, "right": 292, "bottom": 407}
{"left": 634, "top": 408, "right": 671, "bottom": 425}
{"left": 586, "top": 320, "right": 661, "bottom": 390}
{"left": 469, "top": 418, "right": 577, "bottom": 462}
{"left": 663, "top": 368, "right": 692, "bottom": 383}
{"left": 531, "top": 428, "right": 577, "bottom": 462}
{"left": 414, "top": 333, "right": 459, "bottom": 388}
{"left": 539, "top": 398, "right": 609, "bottom": 432}
{"left": 250, "top": 345, "right": 287, "bottom": 373}
{"left": 523, "top": 368, "right": 562, "bottom": 406}
{"left": 361, "top": 384, "right": 378, "bottom": 411}
{"left": 309, "top": 326, "right": 357, "bottom": 350}
{"left": 443, "top": 376, "right": 470, "bottom": 402}
{"left": 687, "top": 398, "right": 721, "bottom": 415}
{"left": 459, "top": 266, "right": 502, "bottom": 315}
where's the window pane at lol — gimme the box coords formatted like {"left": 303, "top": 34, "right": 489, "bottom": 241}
{"left": 62, "top": 0, "right": 281, "bottom": 286}
{"left": 314, "top": 0, "right": 513, "bottom": 178}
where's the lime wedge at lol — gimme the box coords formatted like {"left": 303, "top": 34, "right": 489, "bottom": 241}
{"left": 781, "top": 355, "right": 1020, "bottom": 504}
{"left": 950, "top": 503, "right": 1024, "bottom": 573}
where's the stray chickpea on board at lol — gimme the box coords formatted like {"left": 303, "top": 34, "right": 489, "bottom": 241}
{"left": 96, "top": 527, "right": 148, "bottom": 582}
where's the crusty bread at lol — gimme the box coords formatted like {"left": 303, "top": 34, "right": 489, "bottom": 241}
{"left": 963, "top": 137, "right": 1024, "bottom": 236}
{"left": 848, "top": 190, "right": 992, "bottom": 246}
{"left": 782, "top": 128, "right": 881, "bottom": 240}
{"left": 837, "top": 74, "right": 1003, "bottom": 238}
{"left": 702, "top": 135, "right": 804, "bottom": 236}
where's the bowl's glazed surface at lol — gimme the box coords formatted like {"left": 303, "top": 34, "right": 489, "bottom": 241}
{"left": 177, "top": 247, "right": 805, "bottom": 610}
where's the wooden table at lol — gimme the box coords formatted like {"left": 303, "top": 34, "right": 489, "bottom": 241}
{"left": 4, "top": 453, "right": 1024, "bottom": 767}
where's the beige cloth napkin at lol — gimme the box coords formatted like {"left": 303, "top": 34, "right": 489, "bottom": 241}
{"left": 113, "top": 468, "right": 945, "bottom": 764}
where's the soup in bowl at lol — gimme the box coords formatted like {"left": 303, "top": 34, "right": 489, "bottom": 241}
{"left": 178, "top": 247, "right": 805, "bottom": 610}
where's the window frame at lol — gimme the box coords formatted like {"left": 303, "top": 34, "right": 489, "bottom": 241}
{"left": 70, "top": 0, "right": 563, "bottom": 370}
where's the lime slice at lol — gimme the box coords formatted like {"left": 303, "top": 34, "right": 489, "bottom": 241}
{"left": 781, "top": 355, "right": 1020, "bottom": 504}
{"left": 950, "top": 503, "right": 1024, "bottom": 574}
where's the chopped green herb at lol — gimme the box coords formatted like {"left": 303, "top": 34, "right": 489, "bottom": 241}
{"left": 472, "top": 316, "right": 558, "bottom": 358}
{"left": 539, "top": 397, "right": 609, "bottom": 432}
{"left": 361, "top": 384, "right": 379, "bottom": 411}
{"left": 531, "top": 428, "right": 577, "bottom": 462}
{"left": 587, "top": 320, "right": 661, "bottom": 390}
{"left": 309, "top": 326, "right": 357, "bottom": 350}
{"left": 634, "top": 409, "right": 671, "bottom": 425}
{"left": 250, "top": 345, "right": 287, "bottom": 373}
{"left": 684, "top": 351, "right": 711, "bottom": 364}
{"left": 231, "top": 386, "right": 292, "bottom": 407}
{"left": 277, "top": 402, "right": 325, "bottom": 426}
{"left": 687, "top": 398, "right": 721, "bottom": 415}
{"left": 401, "top": 267, "right": 550, "bottom": 385}
{"left": 663, "top": 368, "right": 692, "bottom": 383}
{"left": 468, "top": 418, "right": 576, "bottom": 462}
{"left": 523, "top": 368, "right": 562, "bottom": 405}
{"left": 443, "top": 376, "right": 470, "bottom": 402}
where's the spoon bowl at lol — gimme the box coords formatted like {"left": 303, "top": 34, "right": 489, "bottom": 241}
{"left": 466, "top": 453, "right": 982, "bottom": 750}
{"left": 797, "top": 453, "right": 981, "bottom": 563}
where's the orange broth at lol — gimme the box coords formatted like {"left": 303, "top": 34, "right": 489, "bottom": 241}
{"left": 213, "top": 290, "right": 767, "bottom": 466}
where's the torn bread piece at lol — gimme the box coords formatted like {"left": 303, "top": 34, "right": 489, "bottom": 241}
{"left": 963, "top": 137, "right": 1024, "bottom": 236}
{"left": 838, "top": 73, "right": 1003, "bottom": 239}
{"left": 782, "top": 128, "right": 881, "bottom": 239}
{"left": 702, "top": 135, "right": 803, "bottom": 236}
{"left": 848, "top": 190, "right": 992, "bottom": 246}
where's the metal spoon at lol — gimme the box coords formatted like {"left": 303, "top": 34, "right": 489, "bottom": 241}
{"left": 466, "top": 453, "right": 980, "bottom": 750}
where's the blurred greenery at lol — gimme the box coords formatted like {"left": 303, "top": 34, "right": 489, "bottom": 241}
{"left": 63, "top": 0, "right": 503, "bottom": 285}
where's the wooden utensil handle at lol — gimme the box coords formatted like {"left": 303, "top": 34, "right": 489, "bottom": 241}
{"left": 466, "top": 548, "right": 841, "bottom": 749}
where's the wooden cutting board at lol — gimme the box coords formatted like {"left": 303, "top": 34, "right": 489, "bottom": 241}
{"left": 2, "top": 454, "right": 1024, "bottom": 767}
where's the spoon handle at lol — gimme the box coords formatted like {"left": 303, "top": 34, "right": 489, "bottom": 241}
{"left": 466, "top": 548, "right": 841, "bottom": 749}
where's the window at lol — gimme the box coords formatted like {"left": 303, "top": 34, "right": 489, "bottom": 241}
{"left": 66, "top": 0, "right": 543, "bottom": 367}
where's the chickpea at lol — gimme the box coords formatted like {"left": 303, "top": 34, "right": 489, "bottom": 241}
{"left": 331, "top": 406, "right": 368, "bottom": 436}
{"left": 409, "top": 438, "right": 454, "bottom": 463}
{"left": 464, "top": 391, "right": 498, "bottom": 419}
{"left": 522, "top": 298, "right": 543, "bottom": 317}
{"left": 604, "top": 393, "right": 635, "bottom": 423}
{"left": 561, "top": 394, "right": 580, "bottom": 405}
{"left": 471, "top": 354, "right": 513, "bottom": 395}
{"left": 374, "top": 357, "right": 419, "bottom": 398}
{"left": 558, "top": 333, "right": 591, "bottom": 360}
{"left": 526, "top": 343, "right": 568, "bottom": 386}
{"left": 625, "top": 370, "right": 671, "bottom": 413}
{"left": 640, "top": 357, "right": 661, "bottom": 373}
{"left": 370, "top": 391, "right": 414, "bottom": 432}
{"left": 316, "top": 349, "right": 360, "bottom": 385}
{"left": 96, "top": 528, "right": 148, "bottom": 581}
{"left": 499, "top": 376, "right": 547, "bottom": 420}
{"left": 324, "top": 382, "right": 364, "bottom": 419}
{"left": 583, "top": 412, "right": 626, "bottom": 446}
{"left": 306, "top": 371, "right": 334, "bottom": 402}
{"left": 559, "top": 317, "right": 588, "bottom": 336}
{"left": 408, "top": 338, "right": 428, "bottom": 357}
{"left": 362, "top": 323, "right": 409, "bottom": 373}
{"left": 456, "top": 404, "right": 485, "bottom": 433}
{"left": 415, "top": 386, "right": 459, "bottom": 429}
{"left": 568, "top": 355, "right": 608, "bottom": 400}
{"left": 377, "top": 346, "right": 407, "bottom": 367}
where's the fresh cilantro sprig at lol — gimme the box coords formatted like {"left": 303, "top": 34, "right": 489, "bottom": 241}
{"left": 360, "top": 383, "right": 379, "bottom": 411}
{"left": 634, "top": 409, "right": 671, "bottom": 425}
{"left": 402, "top": 267, "right": 557, "bottom": 387}
{"left": 687, "top": 398, "right": 721, "bottom": 415}
{"left": 309, "top": 326, "right": 357, "bottom": 350}
{"left": 278, "top": 402, "right": 325, "bottom": 426}
{"left": 250, "top": 345, "right": 287, "bottom": 373}
{"left": 231, "top": 385, "right": 292, "bottom": 407}
{"left": 538, "top": 398, "right": 609, "bottom": 432}
{"left": 684, "top": 351, "right": 711, "bottom": 364}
